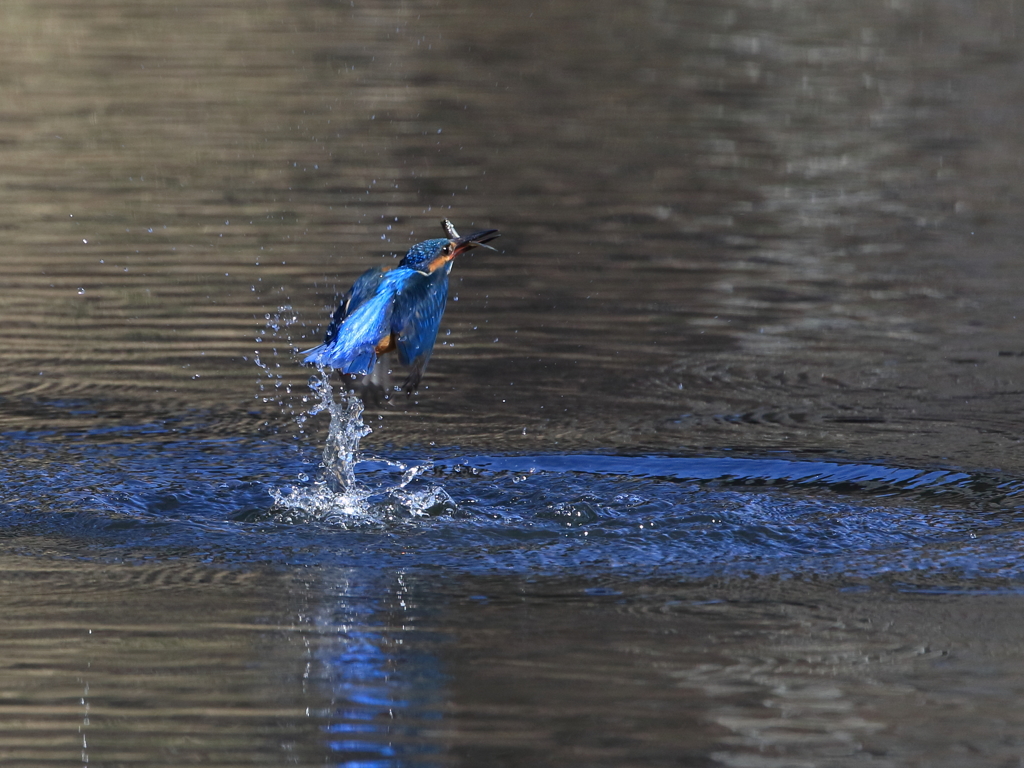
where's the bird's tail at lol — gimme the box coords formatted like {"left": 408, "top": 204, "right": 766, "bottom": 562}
{"left": 303, "top": 342, "right": 376, "bottom": 374}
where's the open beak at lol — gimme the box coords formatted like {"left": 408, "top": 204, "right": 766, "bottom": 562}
{"left": 451, "top": 228, "right": 500, "bottom": 256}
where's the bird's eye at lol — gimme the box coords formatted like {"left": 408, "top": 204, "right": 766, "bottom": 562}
{"left": 443, "top": 243, "right": 454, "bottom": 255}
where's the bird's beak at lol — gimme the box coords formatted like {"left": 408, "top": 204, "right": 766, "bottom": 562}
{"left": 451, "top": 228, "right": 500, "bottom": 256}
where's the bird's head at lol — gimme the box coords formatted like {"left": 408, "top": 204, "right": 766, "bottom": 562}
{"left": 400, "top": 220, "right": 500, "bottom": 274}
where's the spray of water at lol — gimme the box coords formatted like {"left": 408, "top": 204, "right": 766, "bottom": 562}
{"left": 268, "top": 371, "right": 455, "bottom": 526}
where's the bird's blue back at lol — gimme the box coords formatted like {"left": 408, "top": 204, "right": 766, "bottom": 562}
{"left": 303, "top": 260, "right": 452, "bottom": 376}
{"left": 320, "top": 267, "right": 388, "bottom": 350}
{"left": 305, "top": 268, "right": 407, "bottom": 372}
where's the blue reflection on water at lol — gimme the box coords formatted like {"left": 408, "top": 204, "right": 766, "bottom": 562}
{"left": 307, "top": 573, "right": 447, "bottom": 767}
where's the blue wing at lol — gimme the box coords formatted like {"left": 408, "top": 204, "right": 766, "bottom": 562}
{"left": 391, "top": 269, "right": 450, "bottom": 391}
{"left": 304, "top": 268, "right": 400, "bottom": 374}
{"left": 319, "top": 267, "right": 388, "bottom": 349}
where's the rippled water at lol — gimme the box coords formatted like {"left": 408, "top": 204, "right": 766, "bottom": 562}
{"left": 5, "top": 0, "right": 1024, "bottom": 765}
{"left": 9, "top": 412, "right": 1024, "bottom": 585}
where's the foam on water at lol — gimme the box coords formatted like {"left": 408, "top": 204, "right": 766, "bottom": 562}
{"left": 268, "top": 372, "right": 453, "bottom": 525}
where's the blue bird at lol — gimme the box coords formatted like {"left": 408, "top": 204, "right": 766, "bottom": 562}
{"left": 304, "top": 219, "right": 500, "bottom": 394}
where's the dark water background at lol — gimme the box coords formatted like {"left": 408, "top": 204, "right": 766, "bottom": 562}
{"left": 4, "top": 0, "right": 1024, "bottom": 764}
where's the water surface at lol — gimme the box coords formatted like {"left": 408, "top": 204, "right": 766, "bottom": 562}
{"left": 3, "top": 0, "right": 1024, "bottom": 765}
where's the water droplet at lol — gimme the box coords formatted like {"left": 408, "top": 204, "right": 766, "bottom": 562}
{"left": 77, "top": 288, "right": 85, "bottom": 295}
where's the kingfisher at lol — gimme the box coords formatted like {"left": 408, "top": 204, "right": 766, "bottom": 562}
{"left": 303, "top": 219, "right": 500, "bottom": 394}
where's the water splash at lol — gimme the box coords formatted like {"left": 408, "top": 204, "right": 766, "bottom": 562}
{"left": 268, "top": 372, "right": 455, "bottom": 526}
{"left": 254, "top": 305, "right": 304, "bottom": 431}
